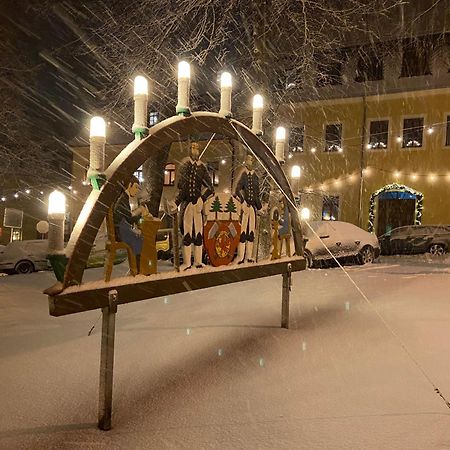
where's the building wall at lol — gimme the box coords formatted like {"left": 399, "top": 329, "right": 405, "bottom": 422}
{"left": 284, "top": 87, "right": 450, "bottom": 232}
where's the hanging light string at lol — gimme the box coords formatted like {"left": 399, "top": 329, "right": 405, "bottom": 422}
{"left": 285, "top": 117, "right": 450, "bottom": 155}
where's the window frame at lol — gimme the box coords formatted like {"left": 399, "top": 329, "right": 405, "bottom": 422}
{"left": 322, "top": 195, "right": 340, "bottom": 221}
{"left": 206, "top": 161, "right": 220, "bottom": 187}
{"left": 163, "top": 163, "right": 176, "bottom": 186}
{"left": 149, "top": 111, "right": 159, "bottom": 127}
{"left": 324, "top": 123, "right": 343, "bottom": 153}
{"left": 366, "top": 118, "right": 390, "bottom": 151}
{"left": 400, "top": 115, "right": 425, "bottom": 150}
{"left": 289, "top": 125, "right": 305, "bottom": 153}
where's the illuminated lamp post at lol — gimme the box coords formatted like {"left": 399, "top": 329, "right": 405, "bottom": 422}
{"left": 219, "top": 72, "right": 232, "bottom": 118}
{"left": 88, "top": 116, "right": 106, "bottom": 190}
{"left": 176, "top": 61, "right": 191, "bottom": 116}
{"left": 252, "top": 94, "right": 264, "bottom": 136}
{"left": 132, "top": 75, "right": 149, "bottom": 139}
{"left": 47, "top": 190, "right": 67, "bottom": 282}
{"left": 300, "top": 207, "right": 310, "bottom": 221}
{"left": 275, "top": 126, "right": 286, "bottom": 164}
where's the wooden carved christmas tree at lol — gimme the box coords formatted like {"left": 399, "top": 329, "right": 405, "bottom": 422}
{"left": 210, "top": 195, "right": 223, "bottom": 220}
{"left": 224, "top": 196, "right": 237, "bottom": 220}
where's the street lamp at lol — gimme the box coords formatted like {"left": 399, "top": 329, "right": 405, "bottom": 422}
{"left": 275, "top": 126, "right": 286, "bottom": 164}
{"left": 219, "top": 72, "right": 232, "bottom": 118}
{"left": 300, "top": 207, "right": 310, "bottom": 221}
{"left": 132, "top": 75, "right": 149, "bottom": 139}
{"left": 88, "top": 116, "right": 106, "bottom": 190}
{"left": 176, "top": 61, "right": 191, "bottom": 116}
{"left": 47, "top": 190, "right": 67, "bottom": 282}
{"left": 252, "top": 94, "right": 264, "bottom": 136}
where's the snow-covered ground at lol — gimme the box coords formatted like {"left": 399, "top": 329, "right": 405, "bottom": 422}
{"left": 0, "top": 257, "right": 449, "bottom": 449}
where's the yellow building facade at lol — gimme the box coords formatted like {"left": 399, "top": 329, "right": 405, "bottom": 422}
{"left": 283, "top": 87, "right": 450, "bottom": 235}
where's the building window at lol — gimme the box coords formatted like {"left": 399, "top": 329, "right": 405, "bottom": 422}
{"left": 322, "top": 196, "right": 339, "bottom": 221}
{"left": 401, "top": 38, "right": 432, "bottom": 77}
{"left": 355, "top": 47, "right": 383, "bottom": 82}
{"left": 164, "top": 163, "right": 176, "bottom": 186}
{"left": 289, "top": 126, "right": 304, "bottom": 152}
{"left": 324, "top": 124, "right": 342, "bottom": 152}
{"left": 446, "top": 116, "right": 450, "bottom": 147}
{"left": 402, "top": 118, "right": 424, "bottom": 148}
{"left": 368, "top": 120, "right": 389, "bottom": 149}
{"left": 134, "top": 166, "right": 144, "bottom": 183}
{"left": 207, "top": 162, "right": 219, "bottom": 187}
{"left": 316, "top": 53, "right": 342, "bottom": 87}
{"left": 149, "top": 111, "right": 159, "bottom": 126}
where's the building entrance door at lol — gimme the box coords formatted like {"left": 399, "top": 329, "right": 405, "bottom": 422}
{"left": 376, "top": 191, "right": 416, "bottom": 236}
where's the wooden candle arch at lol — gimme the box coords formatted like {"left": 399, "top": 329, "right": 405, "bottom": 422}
{"left": 63, "top": 112, "right": 304, "bottom": 288}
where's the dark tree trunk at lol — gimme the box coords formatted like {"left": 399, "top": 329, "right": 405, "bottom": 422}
{"left": 142, "top": 144, "right": 171, "bottom": 217}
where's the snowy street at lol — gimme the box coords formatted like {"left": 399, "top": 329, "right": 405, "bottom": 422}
{"left": 1, "top": 257, "right": 450, "bottom": 449}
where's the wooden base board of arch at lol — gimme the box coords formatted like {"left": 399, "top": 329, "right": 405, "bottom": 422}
{"left": 48, "top": 257, "right": 305, "bottom": 317}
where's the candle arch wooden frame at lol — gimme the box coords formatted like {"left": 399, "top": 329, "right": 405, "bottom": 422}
{"left": 46, "top": 111, "right": 306, "bottom": 431}
{"left": 63, "top": 112, "right": 304, "bottom": 288}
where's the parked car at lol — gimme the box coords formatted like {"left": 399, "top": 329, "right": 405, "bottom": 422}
{"left": 302, "top": 221, "right": 380, "bottom": 268}
{"left": 379, "top": 225, "right": 450, "bottom": 256}
{"left": 0, "top": 240, "right": 49, "bottom": 274}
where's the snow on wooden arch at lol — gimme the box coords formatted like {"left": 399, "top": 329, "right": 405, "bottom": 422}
{"left": 63, "top": 112, "right": 304, "bottom": 288}
{"left": 367, "top": 183, "right": 424, "bottom": 232}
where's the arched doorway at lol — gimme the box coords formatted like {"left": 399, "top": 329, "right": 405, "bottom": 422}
{"left": 368, "top": 183, "right": 423, "bottom": 236}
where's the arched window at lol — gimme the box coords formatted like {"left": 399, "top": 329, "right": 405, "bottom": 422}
{"left": 164, "top": 163, "right": 176, "bottom": 186}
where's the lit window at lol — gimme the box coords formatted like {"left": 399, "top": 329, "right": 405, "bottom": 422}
{"left": 289, "top": 126, "right": 304, "bottom": 153}
{"left": 368, "top": 120, "right": 389, "bottom": 149}
{"left": 207, "top": 162, "right": 219, "bottom": 187}
{"left": 164, "top": 163, "right": 176, "bottom": 186}
{"left": 324, "top": 124, "right": 342, "bottom": 152}
{"left": 149, "top": 111, "right": 159, "bottom": 126}
{"left": 134, "top": 166, "right": 144, "bottom": 183}
{"left": 402, "top": 118, "right": 424, "bottom": 148}
{"left": 322, "top": 196, "right": 339, "bottom": 221}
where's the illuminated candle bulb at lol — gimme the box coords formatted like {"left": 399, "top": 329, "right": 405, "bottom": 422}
{"left": 275, "top": 126, "right": 286, "bottom": 163}
{"left": 411, "top": 173, "right": 418, "bottom": 181}
{"left": 428, "top": 173, "right": 437, "bottom": 183}
{"left": 47, "top": 190, "right": 66, "bottom": 255}
{"left": 219, "top": 72, "right": 232, "bottom": 118}
{"left": 427, "top": 127, "right": 434, "bottom": 134}
{"left": 132, "top": 75, "right": 149, "bottom": 137}
{"left": 252, "top": 94, "right": 264, "bottom": 136}
{"left": 88, "top": 116, "right": 106, "bottom": 179}
{"left": 176, "top": 61, "right": 191, "bottom": 115}
{"left": 311, "top": 147, "right": 316, "bottom": 153}
{"left": 394, "top": 170, "right": 401, "bottom": 178}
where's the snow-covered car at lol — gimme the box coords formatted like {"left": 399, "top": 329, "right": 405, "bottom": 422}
{"left": 302, "top": 221, "right": 380, "bottom": 268}
{"left": 379, "top": 225, "right": 450, "bottom": 256}
{"left": 0, "top": 240, "right": 50, "bottom": 274}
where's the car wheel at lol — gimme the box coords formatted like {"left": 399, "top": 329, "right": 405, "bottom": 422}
{"left": 358, "top": 246, "right": 374, "bottom": 265}
{"left": 15, "top": 260, "right": 35, "bottom": 274}
{"left": 304, "top": 251, "right": 314, "bottom": 269}
{"left": 429, "top": 244, "right": 446, "bottom": 256}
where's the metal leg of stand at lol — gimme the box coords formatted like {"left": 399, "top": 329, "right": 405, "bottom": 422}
{"left": 281, "top": 263, "right": 292, "bottom": 329}
{"left": 98, "top": 290, "right": 118, "bottom": 430}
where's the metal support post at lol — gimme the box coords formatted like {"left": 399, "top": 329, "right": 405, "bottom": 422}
{"left": 281, "top": 263, "right": 292, "bottom": 329}
{"left": 98, "top": 290, "right": 118, "bottom": 430}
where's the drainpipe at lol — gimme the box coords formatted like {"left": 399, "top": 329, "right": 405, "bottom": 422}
{"left": 357, "top": 94, "right": 367, "bottom": 228}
